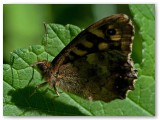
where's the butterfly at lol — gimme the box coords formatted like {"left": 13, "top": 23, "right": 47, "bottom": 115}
{"left": 34, "top": 14, "right": 137, "bottom": 102}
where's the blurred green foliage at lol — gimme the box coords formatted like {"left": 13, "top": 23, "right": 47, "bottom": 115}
{"left": 3, "top": 4, "right": 141, "bottom": 64}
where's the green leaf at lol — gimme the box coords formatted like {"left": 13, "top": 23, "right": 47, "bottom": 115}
{"left": 3, "top": 5, "right": 155, "bottom": 116}
{"left": 129, "top": 4, "right": 155, "bottom": 115}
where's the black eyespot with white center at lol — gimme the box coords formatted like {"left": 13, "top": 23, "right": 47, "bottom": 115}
{"left": 107, "top": 29, "right": 116, "bottom": 35}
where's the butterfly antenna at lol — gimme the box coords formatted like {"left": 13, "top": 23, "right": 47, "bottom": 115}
{"left": 28, "top": 65, "right": 35, "bottom": 86}
{"left": 10, "top": 52, "right": 15, "bottom": 86}
{"left": 43, "top": 22, "right": 49, "bottom": 61}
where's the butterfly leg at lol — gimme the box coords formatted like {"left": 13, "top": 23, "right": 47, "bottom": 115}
{"left": 49, "top": 80, "right": 60, "bottom": 96}
{"left": 53, "top": 84, "right": 60, "bottom": 96}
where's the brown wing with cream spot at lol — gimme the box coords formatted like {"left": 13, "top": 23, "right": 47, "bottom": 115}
{"left": 51, "top": 14, "right": 134, "bottom": 68}
{"left": 36, "top": 14, "right": 137, "bottom": 102}
{"left": 55, "top": 14, "right": 137, "bottom": 102}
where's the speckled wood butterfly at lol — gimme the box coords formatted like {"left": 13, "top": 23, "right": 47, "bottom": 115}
{"left": 34, "top": 14, "right": 137, "bottom": 102}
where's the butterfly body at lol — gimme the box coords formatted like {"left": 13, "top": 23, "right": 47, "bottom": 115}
{"left": 36, "top": 14, "right": 137, "bottom": 102}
